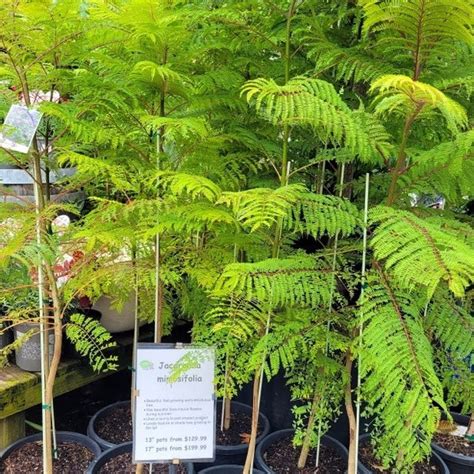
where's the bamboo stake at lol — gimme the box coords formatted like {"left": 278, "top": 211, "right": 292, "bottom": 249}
{"left": 244, "top": 159, "right": 291, "bottom": 474}
{"left": 318, "top": 160, "right": 326, "bottom": 195}
{"left": 220, "top": 244, "right": 239, "bottom": 432}
{"left": 353, "top": 172, "right": 370, "bottom": 471}
{"left": 313, "top": 163, "right": 345, "bottom": 468}
{"left": 32, "top": 149, "right": 52, "bottom": 474}
{"left": 132, "top": 245, "right": 139, "bottom": 424}
{"left": 133, "top": 245, "right": 145, "bottom": 474}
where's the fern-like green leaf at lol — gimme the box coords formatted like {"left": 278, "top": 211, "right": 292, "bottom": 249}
{"left": 361, "top": 270, "right": 446, "bottom": 470}
{"left": 64, "top": 313, "right": 119, "bottom": 372}
{"left": 370, "top": 206, "right": 474, "bottom": 297}
{"left": 214, "top": 256, "right": 334, "bottom": 308}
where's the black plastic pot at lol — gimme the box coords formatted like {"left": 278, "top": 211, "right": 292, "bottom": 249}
{"left": 0, "top": 324, "right": 11, "bottom": 349}
{"left": 199, "top": 400, "right": 270, "bottom": 469}
{"left": 86, "top": 442, "right": 194, "bottom": 473}
{"left": 432, "top": 413, "right": 473, "bottom": 474}
{"left": 236, "top": 369, "right": 352, "bottom": 446}
{"left": 358, "top": 433, "right": 449, "bottom": 474}
{"left": 237, "top": 370, "right": 293, "bottom": 432}
{"left": 255, "top": 428, "right": 348, "bottom": 473}
{"left": 87, "top": 400, "right": 130, "bottom": 450}
{"left": 0, "top": 431, "right": 101, "bottom": 469}
{"left": 198, "top": 464, "right": 264, "bottom": 474}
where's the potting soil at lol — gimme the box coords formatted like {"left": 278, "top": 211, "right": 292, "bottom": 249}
{"left": 95, "top": 404, "right": 133, "bottom": 444}
{"left": 0, "top": 441, "right": 95, "bottom": 473}
{"left": 216, "top": 407, "right": 261, "bottom": 446}
{"left": 359, "top": 441, "right": 442, "bottom": 473}
{"left": 262, "top": 434, "right": 346, "bottom": 473}
{"left": 98, "top": 452, "right": 187, "bottom": 473}
{"left": 433, "top": 432, "right": 473, "bottom": 457}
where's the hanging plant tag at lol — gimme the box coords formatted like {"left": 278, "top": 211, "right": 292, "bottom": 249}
{"left": 133, "top": 343, "right": 216, "bottom": 464}
{"left": 0, "top": 104, "right": 43, "bottom": 154}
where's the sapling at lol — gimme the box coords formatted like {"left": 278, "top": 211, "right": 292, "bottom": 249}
{"left": 0, "top": 5, "right": 119, "bottom": 472}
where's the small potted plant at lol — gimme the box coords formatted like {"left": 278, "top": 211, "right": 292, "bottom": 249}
{"left": 255, "top": 429, "right": 349, "bottom": 474}
{"left": 192, "top": 297, "right": 271, "bottom": 468}
{"left": 0, "top": 431, "right": 101, "bottom": 473}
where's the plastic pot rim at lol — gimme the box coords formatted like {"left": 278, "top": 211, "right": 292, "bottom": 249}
{"left": 215, "top": 400, "right": 270, "bottom": 454}
{"left": 197, "top": 463, "right": 264, "bottom": 474}
{"left": 359, "top": 433, "right": 449, "bottom": 474}
{"left": 86, "top": 441, "right": 194, "bottom": 474}
{"left": 431, "top": 412, "right": 473, "bottom": 468}
{"left": 255, "top": 428, "right": 348, "bottom": 474}
{"left": 0, "top": 430, "right": 101, "bottom": 464}
{"left": 87, "top": 400, "right": 131, "bottom": 450}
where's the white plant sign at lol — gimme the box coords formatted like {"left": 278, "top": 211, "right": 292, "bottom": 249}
{"left": 133, "top": 344, "right": 216, "bottom": 464}
{"left": 0, "top": 104, "right": 43, "bottom": 154}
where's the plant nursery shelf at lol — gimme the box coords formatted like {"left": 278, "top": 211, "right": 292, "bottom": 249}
{"left": 0, "top": 328, "right": 153, "bottom": 449}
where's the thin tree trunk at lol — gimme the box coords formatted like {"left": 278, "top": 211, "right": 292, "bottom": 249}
{"left": 344, "top": 352, "right": 357, "bottom": 474}
{"left": 242, "top": 370, "right": 261, "bottom": 474}
{"left": 31, "top": 146, "right": 53, "bottom": 473}
{"left": 387, "top": 106, "right": 423, "bottom": 205}
{"left": 44, "top": 306, "right": 62, "bottom": 462}
{"left": 42, "top": 263, "right": 63, "bottom": 469}
{"left": 467, "top": 413, "right": 474, "bottom": 438}
{"left": 223, "top": 397, "right": 232, "bottom": 431}
{"left": 297, "top": 389, "right": 321, "bottom": 469}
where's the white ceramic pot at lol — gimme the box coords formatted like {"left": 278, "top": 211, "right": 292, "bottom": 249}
{"left": 92, "top": 295, "right": 141, "bottom": 333}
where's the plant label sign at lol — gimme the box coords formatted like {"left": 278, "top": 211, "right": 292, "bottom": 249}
{"left": 133, "top": 343, "right": 216, "bottom": 464}
{"left": 0, "top": 105, "right": 43, "bottom": 154}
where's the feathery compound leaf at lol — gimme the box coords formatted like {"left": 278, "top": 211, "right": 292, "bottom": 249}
{"left": 153, "top": 203, "right": 235, "bottom": 234}
{"left": 370, "top": 206, "right": 474, "bottom": 297}
{"left": 425, "top": 289, "right": 474, "bottom": 359}
{"left": 400, "top": 130, "right": 474, "bottom": 202}
{"left": 360, "top": 0, "right": 473, "bottom": 75}
{"left": 201, "top": 297, "right": 268, "bottom": 343}
{"left": 426, "top": 287, "right": 474, "bottom": 413}
{"left": 242, "top": 76, "right": 391, "bottom": 160}
{"left": 361, "top": 271, "right": 445, "bottom": 470}
{"left": 133, "top": 61, "right": 189, "bottom": 96}
{"left": 370, "top": 75, "right": 468, "bottom": 132}
{"left": 157, "top": 171, "right": 222, "bottom": 202}
{"left": 285, "top": 193, "right": 361, "bottom": 237}
{"left": 305, "top": 24, "right": 398, "bottom": 83}
{"left": 218, "top": 184, "right": 304, "bottom": 232}
{"left": 141, "top": 116, "right": 210, "bottom": 141}
{"left": 214, "top": 256, "right": 334, "bottom": 308}
{"left": 64, "top": 314, "right": 118, "bottom": 373}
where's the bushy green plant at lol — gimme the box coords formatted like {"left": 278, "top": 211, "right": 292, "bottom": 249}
{"left": 1, "top": 1, "right": 473, "bottom": 474}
